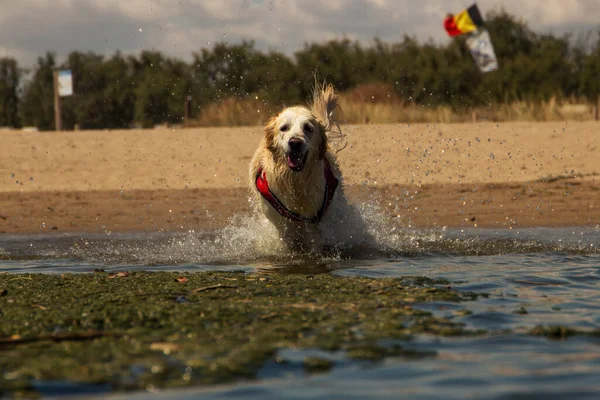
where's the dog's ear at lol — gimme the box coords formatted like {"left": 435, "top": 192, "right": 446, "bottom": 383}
{"left": 312, "top": 82, "right": 338, "bottom": 159}
{"left": 311, "top": 82, "right": 339, "bottom": 132}
{"left": 264, "top": 115, "right": 278, "bottom": 153}
{"left": 312, "top": 81, "right": 347, "bottom": 156}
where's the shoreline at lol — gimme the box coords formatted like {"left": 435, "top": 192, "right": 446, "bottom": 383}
{"left": 1, "top": 179, "right": 598, "bottom": 235}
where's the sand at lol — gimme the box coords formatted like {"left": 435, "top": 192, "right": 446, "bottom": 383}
{"left": 0, "top": 121, "right": 598, "bottom": 234}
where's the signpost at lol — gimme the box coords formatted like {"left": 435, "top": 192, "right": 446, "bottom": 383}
{"left": 53, "top": 69, "right": 73, "bottom": 131}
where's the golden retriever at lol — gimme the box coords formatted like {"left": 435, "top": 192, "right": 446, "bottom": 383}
{"left": 248, "top": 83, "right": 353, "bottom": 251}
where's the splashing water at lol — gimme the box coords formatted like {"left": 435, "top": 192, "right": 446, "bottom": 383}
{"left": 0, "top": 198, "right": 592, "bottom": 269}
{"left": 62, "top": 199, "right": 449, "bottom": 266}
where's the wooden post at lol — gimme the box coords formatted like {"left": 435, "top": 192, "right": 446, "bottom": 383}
{"left": 184, "top": 96, "right": 192, "bottom": 126}
{"left": 53, "top": 70, "right": 62, "bottom": 131}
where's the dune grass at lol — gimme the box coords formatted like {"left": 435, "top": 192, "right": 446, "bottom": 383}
{"left": 187, "top": 84, "right": 598, "bottom": 127}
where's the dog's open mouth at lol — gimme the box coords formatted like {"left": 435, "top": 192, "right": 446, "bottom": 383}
{"left": 287, "top": 150, "right": 309, "bottom": 172}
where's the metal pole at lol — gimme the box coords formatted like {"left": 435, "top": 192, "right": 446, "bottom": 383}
{"left": 53, "top": 70, "right": 62, "bottom": 131}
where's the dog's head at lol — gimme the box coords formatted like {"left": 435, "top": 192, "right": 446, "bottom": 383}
{"left": 264, "top": 84, "right": 339, "bottom": 172}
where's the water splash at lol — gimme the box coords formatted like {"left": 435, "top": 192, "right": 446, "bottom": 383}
{"left": 60, "top": 198, "right": 600, "bottom": 267}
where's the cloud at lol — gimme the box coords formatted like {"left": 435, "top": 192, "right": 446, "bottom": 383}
{"left": 0, "top": 0, "right": 598, "bottom": 68}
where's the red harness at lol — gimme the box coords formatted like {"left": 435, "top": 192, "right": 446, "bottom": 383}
{"left": 255, "top": 158, "right": 339, "bottom": 224}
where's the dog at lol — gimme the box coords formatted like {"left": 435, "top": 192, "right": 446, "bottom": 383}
{"left": 248, "top": 83, "right": 354, "bottom": 252}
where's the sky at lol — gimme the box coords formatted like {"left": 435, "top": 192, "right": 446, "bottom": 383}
{"left": 1, "top": 0, "right": 599, "bottom": 68}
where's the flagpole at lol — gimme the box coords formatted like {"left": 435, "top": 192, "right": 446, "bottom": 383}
{"left": 53, "top": 70, "right": 62, "bottom": 132}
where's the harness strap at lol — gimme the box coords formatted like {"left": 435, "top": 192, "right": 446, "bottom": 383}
{"left": 256, "top": 158, "right": 339, "bottom": 224}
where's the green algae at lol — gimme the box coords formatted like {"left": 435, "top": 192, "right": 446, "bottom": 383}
{"left": 512, "top": 307, "right": 529, "bottom": 315}
{"left": 529, "top": 325, "right": 600, "bottom": 340}
{"left": 0, "top": 271, "right": 482, "bottom": 397}
{"left": 302, "top": 357, "right": 334, "bottom": 373}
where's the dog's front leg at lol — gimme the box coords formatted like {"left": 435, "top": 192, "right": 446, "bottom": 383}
{"left": 278, "top": 223, "right": 323, "bottom": 253}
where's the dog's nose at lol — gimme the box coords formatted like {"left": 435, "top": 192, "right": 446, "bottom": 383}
{"left": 288, "top": 138, "right": 303, "bottom": 152}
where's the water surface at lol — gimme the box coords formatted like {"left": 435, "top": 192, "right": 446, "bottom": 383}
{"left": 2, "top": 225, "right": 599, "bottom": 399}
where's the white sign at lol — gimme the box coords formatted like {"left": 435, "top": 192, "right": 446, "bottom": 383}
{"left": 58, "top": 70, "right": 73, "bottom": 97}
{"left": 466, "top": 29, "right": 498, "bottom": 73}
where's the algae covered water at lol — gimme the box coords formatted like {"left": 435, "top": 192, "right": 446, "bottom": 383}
{"left": 1, "top": 225, "right": 599, "bottom": 399}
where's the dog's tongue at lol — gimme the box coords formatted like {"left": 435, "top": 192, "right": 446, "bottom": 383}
{"left": 287, "top": 153, "right": 303, "bottom": 169}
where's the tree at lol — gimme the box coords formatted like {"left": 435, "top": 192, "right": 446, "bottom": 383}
{"left": 191, "top": 42, "right": 301, "bottom": 110}
{"left": 60, "top": 51, "right": 136, "bottom": 129}
{"left": 20, "top": 53, "right": 56, "bottom": 130}
{"left": 132, "top": 51, "right": 192, "bottom": 128}
{"left": 250, "top": 50, "right": 301, "bottom": 106}
{"left": 0, "top": 57, "right": 22, "bottom": 127}
{"left": 579, "top": 31, "right": 600, "bottom": 103}
{"left": 60, "top": 51, "right": 106, "bottom": 129}
{"left": 295, "top": 39, "right": 368, "bottom": 96}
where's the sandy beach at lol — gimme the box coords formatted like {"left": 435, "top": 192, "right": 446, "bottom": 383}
{"left": 1, "top": 121, "right": 598, "bottom": 234}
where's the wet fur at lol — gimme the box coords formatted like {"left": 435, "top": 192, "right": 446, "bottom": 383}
{"left": 249, "top": 83, "right": 352, "bottom": 251}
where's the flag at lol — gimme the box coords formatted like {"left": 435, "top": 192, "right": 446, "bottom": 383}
{"left": 465, "top": 29, "right": 498, "bottom": 72}
{"left": 443, "top": 3, "right": 497, "bottom": 73}
{"left": 444, "top": 4, "right": 485, "bottom": 37}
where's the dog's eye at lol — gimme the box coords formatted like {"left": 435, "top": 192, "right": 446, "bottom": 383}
{"left": 280, "top": 124, "right": 289, "bottom": 132}
{"left": 303, "top": 123, "right": 314, "bottom": 134}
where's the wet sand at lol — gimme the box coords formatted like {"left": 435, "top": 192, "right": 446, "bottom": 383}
{"left": 1, "top": 122, "right": 598, "bottom": 234}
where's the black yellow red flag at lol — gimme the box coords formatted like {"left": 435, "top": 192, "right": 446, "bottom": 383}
{"left": 444, "top": 4, "right": 485, "bottom": 37}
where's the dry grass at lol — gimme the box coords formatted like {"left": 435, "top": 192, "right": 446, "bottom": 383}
{"left": 339, "top": 83, "right": 597, "bottom": 124}
{"left": 472, "top": 98, "right": 597, "bottom": 123}
{"left": 338, "top": 99, "right": 597, "bottom": 124}
{"left": 189, "top": 97, "right": 276, "bottom": 127}
{"left": 187, "top": 83, "right": 598, "bottom": 127}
